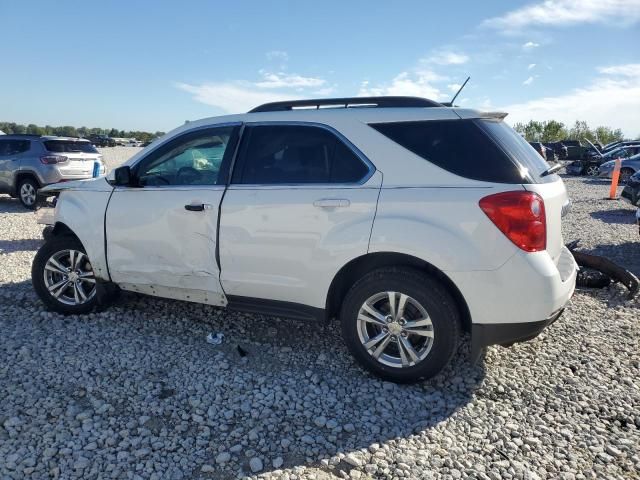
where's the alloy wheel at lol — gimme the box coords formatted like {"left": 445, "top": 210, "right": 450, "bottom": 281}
{"left": 43, "top": 249, "right": 96, "bottom": 306}
{"left": 586, "top": 165, "right": 599, "bottom": 176}
{"left": 20, "top": 183, "right": 37, "bottom": 206}
{"left": 356, "top": 291, "right": 435, "bottom": 368}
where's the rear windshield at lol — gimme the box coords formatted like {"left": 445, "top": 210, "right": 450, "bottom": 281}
{"left": 44, "top": 140, "right": 98, "bottom": 153}
{"left": 370, "top": 119, "right": 554, "bottom": 184}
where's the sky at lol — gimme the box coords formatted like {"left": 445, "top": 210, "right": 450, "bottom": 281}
{"left": 1, "top": 0, "right": 639, "bottom": 136}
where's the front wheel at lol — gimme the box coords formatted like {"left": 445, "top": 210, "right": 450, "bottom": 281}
{"left": 619, "top": 168, "right": 634, "bottom": 184}
{"left": 585, "top": 165, "right": 599, "bottom": 177}
{"left": 340, "top": 267, "right": 460, "bottom": 383}
{"left": 32, "top": 236, "right": 99, "bottom": 314}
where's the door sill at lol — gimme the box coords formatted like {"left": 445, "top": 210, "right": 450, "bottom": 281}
{"left": 226, "top": 295, "right": 325, "bottom": 322}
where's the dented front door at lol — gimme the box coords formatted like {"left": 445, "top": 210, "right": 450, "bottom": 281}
{"left": 104, "top": 124, "right": 239, "bottom": 306}
{"left": 105, "top": 186, "right": 226, "bottom": 305}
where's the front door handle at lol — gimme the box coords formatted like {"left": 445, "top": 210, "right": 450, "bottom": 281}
{"left": 313, "top": 198, "right": 350, "bottom": 208}
{"left": 184, "top": 203, "right": 213, "bottom": 212}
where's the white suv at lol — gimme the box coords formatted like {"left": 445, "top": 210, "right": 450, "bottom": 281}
{"left": 32, "top": 97, "right": 577, "bottom": 383}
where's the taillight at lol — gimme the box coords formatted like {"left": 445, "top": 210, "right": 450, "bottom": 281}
{"left": 479, "top": 191, "right": 546, "bottom": 252}
{"left": 40, "top": 155, "right": 68, "bottom": 165}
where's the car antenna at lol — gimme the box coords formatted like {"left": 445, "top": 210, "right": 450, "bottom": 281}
{"left": 449, "top": 76, "right": 470, "bottom": 106}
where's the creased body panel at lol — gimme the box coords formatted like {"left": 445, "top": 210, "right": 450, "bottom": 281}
{"left": 54, "top": 188, "right": 113, "bottom": 280}
{"left": 105, "top": 187, "right": 226, "bottom": 304}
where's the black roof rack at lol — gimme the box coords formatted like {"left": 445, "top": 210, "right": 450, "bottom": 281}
{"left": 248, "top": 96, "right": 442, "bottom": 113}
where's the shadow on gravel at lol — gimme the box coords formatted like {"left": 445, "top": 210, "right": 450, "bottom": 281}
{"left": 575, "top": 241, "right": 640, "bottom": 277}
{"left": 0, "top": 238, "right": 43, "bottom": 254}
{"left": 0, "top": 195, "right": 27, "bottom": 213}
{"left": 590, "top": 208, "right": 637, "bottom": 225}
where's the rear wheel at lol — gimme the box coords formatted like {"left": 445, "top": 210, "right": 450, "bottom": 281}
{"left": 340, "top": 267, "right": 460, "bottom": 383}
{"left": 32, "top": 236, "right": 98, "bottom": 314}
{"left": 18, "top": 177, "right": 39, "bottom": 209}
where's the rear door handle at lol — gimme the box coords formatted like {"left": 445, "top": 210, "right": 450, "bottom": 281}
{"left": 184, "top": 203, "right": 213, "bottom": 212}
{"left": 313, "top": 198, "right": 350, "bottom": 208}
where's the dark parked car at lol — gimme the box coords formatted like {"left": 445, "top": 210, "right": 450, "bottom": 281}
{"left": 560, "top": 140, "right": 589, "bottom": 160}
{"left": 621, "top": 170, "right": 640, "bottom": 206}
{"left": 544, "top": 142, "right": 568, "bottom": 159}
{"left": 565, "top": 145, "right": 640, "bottom": 176}
{"left": 528, "top": 142, "right": 557, "bottom": 163}
{"left": 87, "top": 134, "right": 116, "bottom": 147}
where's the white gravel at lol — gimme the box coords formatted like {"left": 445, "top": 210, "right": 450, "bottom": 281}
{"left": 1, "top": 165, "right": 639, "bottom": 479}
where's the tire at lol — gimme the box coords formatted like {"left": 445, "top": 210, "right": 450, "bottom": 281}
{"left": 620, "top": 168, "right": 634, "bottom": 184}
{"left": 32, "top": 235, "right": 99, "bottom": 315}
{"left": 340, "top": 267, "right": 460, "bottom": 383}
{"left": 585, "top": 165, "right": 599, "bottom": 177}
{"left": 18, "top": 177, "right": 40, "bottom": 209}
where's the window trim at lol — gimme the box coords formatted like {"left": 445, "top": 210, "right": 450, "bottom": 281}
{"left": 129, "top": 123, "right": 241, "bottom": 189}
{"left": 229, "top": 121, "right": 375, "bottom": 187}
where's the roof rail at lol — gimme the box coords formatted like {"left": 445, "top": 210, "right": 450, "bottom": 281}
{"left": 248, "top": 96, "right": 442, "bottom": 113}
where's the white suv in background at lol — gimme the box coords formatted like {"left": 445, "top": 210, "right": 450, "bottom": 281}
{"left": 32, "top": 97, "right": 577, "bottom": 383}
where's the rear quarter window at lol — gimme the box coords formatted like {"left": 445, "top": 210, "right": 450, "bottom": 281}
{"left": 371, "top": 119, "right": 554, "bottom": 184}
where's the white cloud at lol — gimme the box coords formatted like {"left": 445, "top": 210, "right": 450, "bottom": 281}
{"left": 484, "top": 0, "right": 640, "bottom": 32}
{"left": 523, "top": 41, "right": 540, "bottom": 49}
{"left": 358, "top": 71, "right": 446, "bottom": 101}
{"left": 528, "top": 63, "right": 537, "bottom": 70}
{"left": 447, "top": 83, "right": 461, "bottom": 92}
{"left": 523, "top": 76, "right": 535, "bottom": 85}
{"left": 176, "top": 82, "right": 299, "bottom": 113}
{"left": 177, "top": 69, "right": 327, "bottom": 112}
{"left": 266, "top": 50, "right": 289, "bottom": 62}
{"left": 424, "top": 50, "right": 469, "bottom": 65}
{"left": 255, "top": 71, "right": 325, "bottom": 89}
{"left": 502, "top": 65, "right": 640, "bottom": 136}
{"left": 598, "top": 63, "right": 640, "bottom": 76}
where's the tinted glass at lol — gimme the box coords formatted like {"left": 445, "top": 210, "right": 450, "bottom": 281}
{"left": 476, "top": 120, "right": 555, "bottom": 182}
{"left": 136, "top": 127, "right": 235, "bottom": 186}
{"left": 44, "top": 140, "right": 98, "bottom": 153}
{"left": 0, "top": 140, "right": 30, "bottom": 155}
{"left": 371, "top": 119, "right": 534, "bottom": 183}
{"left": 236, "top": 125, "right": 369, "bottom": 184}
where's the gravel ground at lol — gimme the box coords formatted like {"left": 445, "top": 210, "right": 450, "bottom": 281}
{"left": 0, "top": 154, "right": 639, "bottom": 479}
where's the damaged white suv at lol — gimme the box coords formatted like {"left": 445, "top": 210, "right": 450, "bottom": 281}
{"left": 32, "top": 97, "right": 577, "bottom": 383}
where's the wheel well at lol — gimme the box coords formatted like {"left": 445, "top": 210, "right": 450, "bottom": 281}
{"left": 15, "top": 172, "right": 41, "bottom": 191}
{"left": 51, "top": 222, "right": 80, "bottom": 241}
{"left": 325, "top": 252, "right": 472, "bottom": 332}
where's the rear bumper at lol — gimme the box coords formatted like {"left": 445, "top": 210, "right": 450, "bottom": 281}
{"left": 470, "top": 308, "right": 565, "bottom": 361}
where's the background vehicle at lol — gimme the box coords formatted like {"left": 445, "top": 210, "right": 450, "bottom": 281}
{"left": 544, "top": 142, "right": 568, "bottom": 160}
{"left": 560, "top": 140, "right": 589, "bottom": 160}
{"left": 0, "top": 135, "right": 105, "bottom": 208}
{"left": 598, "top": 153, "right": 640, "bottom": 182}
{"left": 529, "top": 141, "right": 558, "bottom": 163}
{"left": 31, "top": 96, "right": 576, "bottom": 383}
{"left": 622, "top": 170, "right": 640, "bottom": 206}
{"left": 87, "top": 134, "right": 116, "bottom": 147}
{"left": 566, "top": 145, "right": 640, "bottom": 176}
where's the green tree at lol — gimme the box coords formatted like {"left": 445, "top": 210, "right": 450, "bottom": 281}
{"left": 540, "top": 120, "right": 567, "bottom": 142}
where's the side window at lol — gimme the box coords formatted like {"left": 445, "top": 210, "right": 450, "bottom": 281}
{"left": 234, "top": 125, "right": 369, "bottom": 185}
{"left": 0, "top": 140, "right": 29, "bottom": 155}
{"left": 135, "top": 127, "right": 237, "bottom": 186}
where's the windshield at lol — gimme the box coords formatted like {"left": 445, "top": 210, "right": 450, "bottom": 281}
{"left": 44, "top": 140, "right": 98, "bottom": 153}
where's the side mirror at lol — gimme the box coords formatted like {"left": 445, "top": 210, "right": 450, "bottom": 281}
{"left": 113, "top": 166, "right": 133, "bottom": 186}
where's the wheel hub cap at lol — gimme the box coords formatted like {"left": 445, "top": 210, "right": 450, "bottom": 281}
{"left": 356, "top": 291, "right": 435, "bottom": 369}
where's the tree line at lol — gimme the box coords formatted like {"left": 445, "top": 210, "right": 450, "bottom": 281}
{"left": 513, "top": 120, "right": 629, "bottom": 144}
{"left": 0, "top": 122, "right": 165, "bottom": 143}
